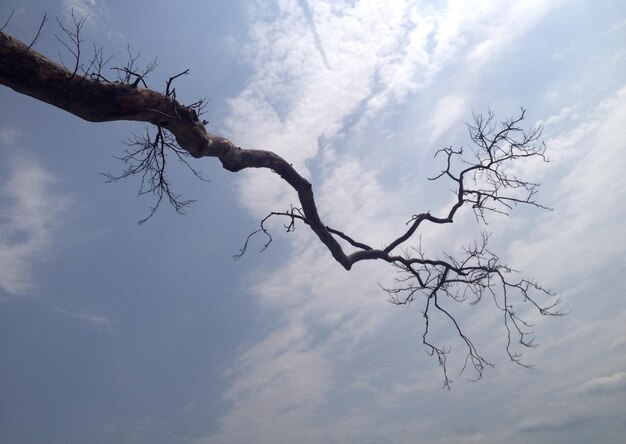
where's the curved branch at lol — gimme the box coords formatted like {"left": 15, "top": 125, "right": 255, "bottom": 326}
{"left": 0, "top": 28, "right": 562, "bottom": 384}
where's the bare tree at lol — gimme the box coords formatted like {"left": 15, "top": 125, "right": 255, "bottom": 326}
{"left": 0, "top": 17, "right": 563, "bottom": 387}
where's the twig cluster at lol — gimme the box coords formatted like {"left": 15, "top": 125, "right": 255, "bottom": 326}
{"left": 102, "top": 126, "right": 206, "bottom": 224}
{"left": 55, "top": 10, "right": 86, "bottom": 80}
{"left": 26, "top": 11, "right": 211, "bottom": 221}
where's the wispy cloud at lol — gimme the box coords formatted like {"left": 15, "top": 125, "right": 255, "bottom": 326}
{"left": 426, "top": 93, "right": 467, "bottom": 147}
{"left": 507, "top": 85, "right": 626, "bottom": 284}
{"left": 62, "top": 0, "right": 108, "bottom": 27}
{"left": 224, "top": 0, "right": 460, "bottom": 216}
{"left": 206, "top": 322, "right": 333, "bottom": 443}
{"left": 609, "top": 336, "right": 626, "bottom": 351}
{"left": 53, "top": 306, "right": 116, "bottom": 333}
{"left": 517, "top": 411, "right": 595, "bottom": 434}
{"left": 578, "top": 372, "right": 626, "bottom": 396}
{"left": 61, "top": 0, "right": 124, "bottom": 42}
{"left": 0, "top": 149, "right": 70, "bottom": 295}
{"left": 465, "top": 0, "right": 561, "bottom": 69}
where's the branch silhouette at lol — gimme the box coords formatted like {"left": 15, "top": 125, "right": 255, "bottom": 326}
{"left": 0, "top": 18, "right": 563, "bottom": 387}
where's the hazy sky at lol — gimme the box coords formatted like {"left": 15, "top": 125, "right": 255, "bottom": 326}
{"left": 1, "top": 1, "right": 625, "bottom": 443}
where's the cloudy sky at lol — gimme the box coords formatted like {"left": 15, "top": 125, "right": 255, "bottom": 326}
{"left": 1, "top": 0, "right": 625, "bottom": 443}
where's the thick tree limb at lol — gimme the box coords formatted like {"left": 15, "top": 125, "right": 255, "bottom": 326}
{"left": 0, "top": 29, "right": 351, "bottom": 268}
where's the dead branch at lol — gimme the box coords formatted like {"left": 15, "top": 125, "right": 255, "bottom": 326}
{"left": 0, "top": 25, "right": 563, "bottom": 386}
{"left": 0, "top": 10, "right": 15, "bottom": 32}
{"left": 55, "top": 10, "right": 86, "bottom": 80}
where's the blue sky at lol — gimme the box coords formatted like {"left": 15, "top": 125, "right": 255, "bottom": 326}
{"left": 1, "top": 0, "right": 625, "bottom": 443}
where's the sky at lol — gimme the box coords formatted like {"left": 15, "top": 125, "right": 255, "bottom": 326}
{"left": 1, "top": 0, "right": 625, "bottom": 443}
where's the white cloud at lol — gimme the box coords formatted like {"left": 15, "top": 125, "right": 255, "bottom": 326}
{"left": 578, "top": 372, "right": 626, "bottom": 396}
{"left": 507, "top": 85, "right": 626, "bottom": 284}
{"left": 61, "top": 0, "right": 124, "bottom": 42}
{"left": 517, "top": 412, "right": 594, "bottom": 434}
{"left": 609, "top": 336, "right": 626, "bottom": 351}
{"left": 446, "top": 433, "right": 489, "bottom": 444}
{"left": 0, "top": 127, "right": 18, "bottom": 145}
{"left": 0, "top": 153, "right": 69, "bottom": 295}
{"left": 426, "top": 93, "right": 468, "bottom": 147}
{"left": 466, "top": 0, "right": 561, "bottom": 69}
{"left": 225, "top": 0, "right": 495, "bottom": 216}
{"left": 62, "top": 0, "right": 107, "bottom": 25}
{"left": 53, "top": 306, "right": 116, "bottom": 333}
{"left": 204, "top": 322, "right": 333, "bottom": 443}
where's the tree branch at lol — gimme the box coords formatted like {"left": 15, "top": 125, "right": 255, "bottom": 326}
{"left": 0, "top": 27, "right": 563, "bottom": 385}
